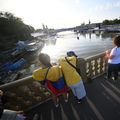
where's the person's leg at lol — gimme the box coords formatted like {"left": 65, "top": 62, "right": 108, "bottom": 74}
{"left": 0, "top": 109, "right": 3, "bottom": 118}
{"left": 119, "top": 63, "right": 120, "bottom": 77}
{"left": 119, "top": 63, "right": 120, "bottom": 72}
{"left": 52, "top": 94, "right": 59, "bottom": 107}
{"left": 16, "top": 114, "right": 26, "bottom": 120}
{"left": 74, "top": 80, "right": 86, "bottom": 103}
{"left": 72, "top": 86, "right": 81, "bottom": 103}
{"left": 119, "top": 63, "right": 120, "bottom": 79}
{"left": 62, "top": 92, "right": 69, "bottom": 102}
{"left": 69, "top": 86, "right": 77, "bottom": 97}
{"left": 107, "top": 63, "right": 112, "bottom": 79}
{"left": 112, "top": 64, "right": 119, "bottom": 80}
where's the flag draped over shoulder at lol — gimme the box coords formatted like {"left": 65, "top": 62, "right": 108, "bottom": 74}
{"left": 32, "top": 66, "right": 68, "bottom": 96}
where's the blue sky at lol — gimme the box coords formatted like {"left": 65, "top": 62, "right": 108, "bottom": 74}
{"left": 0, "top": 0, "right": 120, "bottom": 29}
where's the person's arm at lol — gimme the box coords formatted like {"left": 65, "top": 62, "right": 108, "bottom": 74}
{"left": 32, "top": 68, "right": 46, "bottom": 81}
{"left": 106, "top": 52, "right": 114, "bottom": 59}
{"left": 105, "top": 49, "right": 115, "bottom": 59}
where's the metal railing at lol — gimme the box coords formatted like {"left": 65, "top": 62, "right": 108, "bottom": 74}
{"left": 0, "top": 52, "right": 107, "bottom": 111}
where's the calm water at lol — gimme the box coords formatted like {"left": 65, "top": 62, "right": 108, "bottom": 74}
{"left": 41, "top": 31, "right": 116, "bottom": 62}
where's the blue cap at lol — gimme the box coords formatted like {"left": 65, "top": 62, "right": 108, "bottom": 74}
{"left": 67, "top": 51, "right": 77, "bottom": 57}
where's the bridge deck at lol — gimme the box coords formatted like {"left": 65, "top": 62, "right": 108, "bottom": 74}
{"left": 26, "top": 75, "right": 120, "bottom": 120}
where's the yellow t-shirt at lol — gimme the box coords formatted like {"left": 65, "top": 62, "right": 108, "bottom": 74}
{"left": 59, "top": 56, "right": 81, "bottom": 86}
{"left": 32, "top": 66, "right": 63, "bottom": 82}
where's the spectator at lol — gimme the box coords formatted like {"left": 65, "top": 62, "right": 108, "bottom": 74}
{"left": 59, "top": 51, "right": 86, "bottom": 103}
{"left": 32, "top": 53, "right": 69, "bottom": 107}
{"left": 105, "top": 35, "right": 120, "bottom": 80}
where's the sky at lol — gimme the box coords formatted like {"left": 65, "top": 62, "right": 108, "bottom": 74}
{"left": 0, "top": 0, "right": 120, "bottom": 29}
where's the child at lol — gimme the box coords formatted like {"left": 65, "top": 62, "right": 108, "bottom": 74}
{"left": 59, "top": 51, "right": 86, "bottom": 103}
{"left": 32, "top": 53, "right": 68, "bottom": 107}
{"left": 105, "top": 35, "right": 120, "bottom": 80}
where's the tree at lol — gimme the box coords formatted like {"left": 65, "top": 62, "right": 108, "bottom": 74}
{"left": 102, "top": 18, "right": 120, "bottom": 25}
{"left": 0, "top": 11, "right": 35, "bottom": 51}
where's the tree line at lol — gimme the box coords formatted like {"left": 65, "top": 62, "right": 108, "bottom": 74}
{"left": 0, "top": 12, "right": 35, "bottom": 51}
{"left": 102, "top": 18, "right": 120, "bottom": 25}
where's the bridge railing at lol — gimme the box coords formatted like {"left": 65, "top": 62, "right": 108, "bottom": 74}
{"left": 0, "top": 76, "right": 51, "bottom": 111}
{"left": 77, "top": 52, "right": 107, "bottom": 82}
{"left": 0, "top": 52, "right": 107, "bottom": 111}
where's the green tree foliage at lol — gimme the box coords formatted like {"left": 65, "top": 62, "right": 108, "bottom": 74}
{"left": 0, "top": 11, "right": 35, "bottom": 51}
{"left": 103, "top": 18, "right": 120, "bottom": 25}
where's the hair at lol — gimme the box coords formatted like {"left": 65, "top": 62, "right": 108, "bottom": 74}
{"left": 38, "top": 53, "right": 52, "bottom": 67}
{"left": 113, "top": 35, "right": 120, "bottom": 47}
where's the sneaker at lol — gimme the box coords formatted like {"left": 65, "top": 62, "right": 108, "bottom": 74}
{"left": 112, "top": 77, "right": 118, "bottom": 81}
{"left": 111, "top": 77, "right": 115, "bottom": 80}
{"left": 55, "top": 103, "right": 59, "bottom": 107}
{"left": 77, "top": 99, "right": 82, "bottom": 104}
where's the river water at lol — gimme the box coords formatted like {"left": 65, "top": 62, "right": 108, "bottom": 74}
{"left": 41, "top": 31, "right": 118, "bottom": 62}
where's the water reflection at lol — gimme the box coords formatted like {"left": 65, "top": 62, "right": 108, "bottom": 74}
{"left": 41, "top": 31, "right": 116, "bottom": 62}
{"left": 89, "top": 33, "right": 91, "bottom": 39}
{"left": 45, "top": 36, "right": 57, "bottom": 45}
{"left": 101, "top": 32, "right": 117, "bottom": 39}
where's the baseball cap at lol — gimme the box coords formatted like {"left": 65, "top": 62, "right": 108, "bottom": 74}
{"left": 67, "top": 51, "right": 77, "bottom": 57}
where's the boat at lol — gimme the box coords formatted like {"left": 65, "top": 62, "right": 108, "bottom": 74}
{"left": 0, "top": 58, "right": 27, "bottom": 84}
{"left": 0, "top": 58, "right": 26, "bottom": 72}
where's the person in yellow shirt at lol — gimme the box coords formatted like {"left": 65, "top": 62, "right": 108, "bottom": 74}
{"left": 59, "top": 51, "right": 86, "bottom": 103}
{"left": 32, "top": 53, "right": 68, "bottom": 107}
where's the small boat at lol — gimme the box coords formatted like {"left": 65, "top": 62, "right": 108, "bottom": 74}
{"left": 11, "top": 40, "right": 27, "bottom": 57}
{"left": 26, "top": 42, "right": 38, "bottom": 52}
{"left": 1, "top": 58, "right": 27, "bottom": 72}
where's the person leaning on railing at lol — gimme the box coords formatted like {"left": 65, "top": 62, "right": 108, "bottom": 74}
{"left": 32, "top": 53, "right": 69, "bottom": 107}
{"left": 105, "top": 35, "right": 120, "bottom": 80}
{"left": 59, "top": 51, "right": 86, "bottom": 103}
